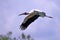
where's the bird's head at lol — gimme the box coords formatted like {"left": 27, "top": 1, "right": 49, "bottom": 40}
{"left": 39, "top": 12, "right": 53, "bottom": 18}
{"left": 39, "top": 12, "right": 46, "bottom": 17}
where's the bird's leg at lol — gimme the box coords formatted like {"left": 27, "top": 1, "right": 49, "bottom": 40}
{"left": 19, "top": 12, "right": 29, "bottom": 16}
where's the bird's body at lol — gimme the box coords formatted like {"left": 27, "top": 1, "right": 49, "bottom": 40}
{"left": 19, "top": 10, "right": 53, "bottom": 30}
{"left": 20, "top": 12, "right": 40, "bottom": 30}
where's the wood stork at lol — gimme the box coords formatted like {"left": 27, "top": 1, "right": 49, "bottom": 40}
{"left": 19, "top": 10, "right": 53, "bottom": 30}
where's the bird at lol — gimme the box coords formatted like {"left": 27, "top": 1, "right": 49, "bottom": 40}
{"left": 19, "top": 10, "right": 53, "bottom": 30}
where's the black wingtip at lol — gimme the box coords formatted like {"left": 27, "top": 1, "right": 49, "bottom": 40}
{"left": 20, "top": 25, "right": 26, "bottom": 30}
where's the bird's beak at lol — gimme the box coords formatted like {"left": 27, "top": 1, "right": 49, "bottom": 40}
{"left": 46, "top": 16, "right": 53, "bottom": 18}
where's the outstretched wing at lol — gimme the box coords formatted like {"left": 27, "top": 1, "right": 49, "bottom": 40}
{"left": 20, "top": 13, "right": 39, "bottom": 30}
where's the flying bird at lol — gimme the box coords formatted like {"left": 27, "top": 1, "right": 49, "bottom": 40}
{"left": 19, "top": 10, "right": 53, "bottom": 30}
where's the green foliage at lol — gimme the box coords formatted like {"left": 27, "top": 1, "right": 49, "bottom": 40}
{"left": 0, "top": 35, "right": 10, "bottom": 40}
{"left": 0, "top": 32, "right": 34, "bottom": 40}
{"left": 21, "top": 33, "right": 34, "bottom": 40}
{"left": 21, "top": 33, "right": 26, "bottom": 40}
{"left": 27, "top": 35, "right": 31, "bottom": 40}
{"left": 1, "top": 36, "right": 9, "bottom": 40}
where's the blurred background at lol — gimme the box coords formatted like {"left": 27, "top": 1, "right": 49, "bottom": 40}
{"left": 0, "top": 0, "right": 60, "bottom": 40}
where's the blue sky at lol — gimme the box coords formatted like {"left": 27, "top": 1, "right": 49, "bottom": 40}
{"left": 0, "top": 0, "right": 60, "bottom": 40}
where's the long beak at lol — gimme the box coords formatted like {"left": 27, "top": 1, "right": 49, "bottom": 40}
{"left": 46, "top": 15, "right": 53, "bottom": 18}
